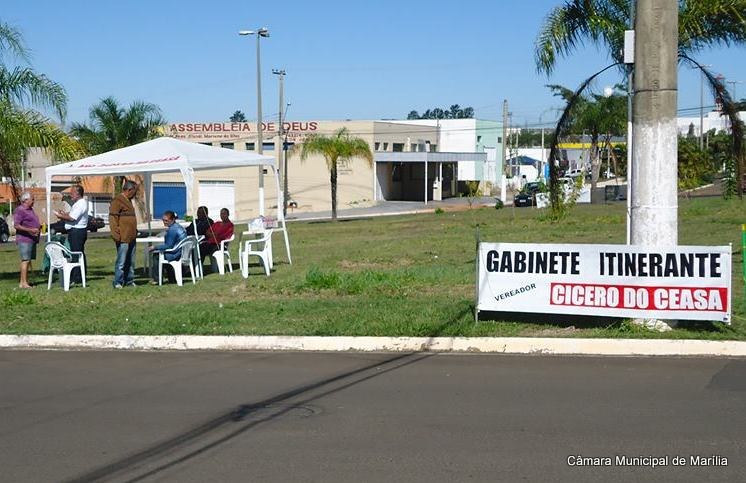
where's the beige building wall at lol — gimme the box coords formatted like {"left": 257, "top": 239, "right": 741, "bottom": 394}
{"left": 160, "top": 120, "right": 436, "bottom": 219}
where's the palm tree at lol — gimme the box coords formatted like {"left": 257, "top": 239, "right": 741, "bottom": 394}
{"left": 537, "top": 1, "right": 746, "bottom": 200}
{"left": 535, "top": 0, "right": 746, "bottom": 75}
{"left": 297, "top": 127, "right": 373, "bottom": 220}
{"left": 549, "top": 84, "right": 626, "bottom": 190}
{"left": 0, "top": 21, "right": 81, "bottom": 198}
{"left": 70, "top": 97, "right": 164, "bottom": 195}
{"left": 70, "top": 96, "right": 164, "bottom": 154}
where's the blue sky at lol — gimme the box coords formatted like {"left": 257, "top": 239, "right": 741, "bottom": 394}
{"left": 4, "top": 0, "right": 746, "bottom": 128}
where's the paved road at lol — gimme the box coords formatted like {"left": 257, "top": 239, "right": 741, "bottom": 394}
{"left": 284, "top": 196, "right": 499, "bottom": 222}
{"left": 0, "top": 351, "right": 743, "bottom": 482}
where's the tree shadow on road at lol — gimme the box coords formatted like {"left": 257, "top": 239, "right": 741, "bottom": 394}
{"left": 64, "top": 306, "right": 472, "bottom": 482}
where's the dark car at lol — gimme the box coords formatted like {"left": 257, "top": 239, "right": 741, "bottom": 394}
{"left": 513, "top": 182, "right": 542, "bottom": 208}
{"left": 0, "top": 217, "right": 9, "bottom": 243}
{"left": 88, "top": 216, "right": 105, "bottom": 232}
{"left": 49, "top": 216, "right": 105, "bottom": 235}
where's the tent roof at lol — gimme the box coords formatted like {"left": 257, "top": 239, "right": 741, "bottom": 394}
{"left": 46, "top": 137, "right": 275, "bottom": 178}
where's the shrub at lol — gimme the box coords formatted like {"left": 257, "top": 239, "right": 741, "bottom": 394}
{"left": 494, "top": 199, "right": 504, "bottom": 210}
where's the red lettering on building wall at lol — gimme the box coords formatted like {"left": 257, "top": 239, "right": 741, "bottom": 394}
{"left": 169, "top": 122, "right": 319, "bottom": 137}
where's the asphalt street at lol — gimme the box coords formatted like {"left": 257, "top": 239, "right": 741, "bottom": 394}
{"left": 0, "top": 351, "right": 744, "bottom": 482}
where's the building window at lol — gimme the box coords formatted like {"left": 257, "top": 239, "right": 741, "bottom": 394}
{"left": 410, "top": 143, "right": 418, "bottom": 152}
{"left": 392, "top": 143, "right": 404, "bottom": 152}
{"left": 200, "top": 142, "right": 213, "bottom": 146}
{"left": 430, "top": 144, "right": 437, "bottom": 152}
{"left": 262, "top": 142, "right": 275, "bottom": 151}
{"left": 383, "top": 142, "right": 389, "bottom": 151}
{"left": 497, "top": 137, "right": 502, "bottom": 143}
{"left": 477, "top": 135, "right": 482, "bottom": 143}
{"left": 374, "top": 142, "right": 380, "bottom": 151}
{"left": 220, "top": 142, "right": 234, "bottom": 150}
{"left": 245, "top": 142, "right": 255, "bottom": 151}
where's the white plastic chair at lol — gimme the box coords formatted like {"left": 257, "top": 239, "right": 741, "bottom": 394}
{"left": 45, "top": 242, "right": 86, "bottom": 291}
{"left": 239, "top": 230, "right": 273, "bottom": 278}
{"left": 211, "top": 234, "right": 234, "bottom": 275}
{"left": 157, "top": 237, "right": 197, "bottom": 286}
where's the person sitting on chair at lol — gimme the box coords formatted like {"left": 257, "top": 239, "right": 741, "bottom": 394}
{"left": 148, "top": 210, "right": 187, "bottom": 283}
{"left": 201, "top": 208, "right": 234, "bottom": 270}
{"left": 185, "top": 206, "right": 213, "bottom": 237}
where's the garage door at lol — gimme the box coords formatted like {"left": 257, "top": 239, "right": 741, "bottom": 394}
{"left": 199, "top": 181, "right": 235, "bottom": 219}
{"left": 153, "top": 182, "right": 186, "bottom": 219}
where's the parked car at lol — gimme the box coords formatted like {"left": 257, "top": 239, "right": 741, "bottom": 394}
{"left": 513, "top": 182, "right": 543, "bottom": 208}
{"left": 0, "top": 217, "right": 9, "bottom": 243}
{"left": 88, "top": 216, "right": 105, "bottom": 232}
{"left": 49, "top": 216, "right": 105, "bottom": 235}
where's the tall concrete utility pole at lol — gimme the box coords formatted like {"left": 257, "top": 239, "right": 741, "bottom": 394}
{"left": 501, "top": 100, "right": 508, "bottom": 202}
{"left": 502, "top": 100, "right": 508, "bottom": 174}
{"left": 630, "top": 0, "right": 678, "bottom": 247}
{"left": 273, "top": 68, "right": 287, "bottom": 217}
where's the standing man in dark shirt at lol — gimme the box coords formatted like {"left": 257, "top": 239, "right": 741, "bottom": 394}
{"left": 109, "top": 180, "right": 138, "bottom": 288}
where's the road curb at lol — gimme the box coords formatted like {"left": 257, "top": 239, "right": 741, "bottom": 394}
{"left": 1, "top": 335, "right": 746, "bottom": 357}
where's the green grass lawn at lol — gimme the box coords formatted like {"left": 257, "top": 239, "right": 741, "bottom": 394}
{"left": 1, "top": 196, "right": 744, "bottom": 339}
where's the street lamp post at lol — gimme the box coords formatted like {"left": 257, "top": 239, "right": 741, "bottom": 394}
{"left": 239, "top": 27, "right": 270, "bottom": 215}
{"left": 691, "top": 64, "right": 711, "bottom": 149}
{"left": 726, "top": 80, "right": 742, "bottom": 104}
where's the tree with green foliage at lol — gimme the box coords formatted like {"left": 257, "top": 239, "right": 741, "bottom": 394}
{"left": 407, "top": 104, "right": 474, "bottom": 120}
{"left": 70, "top": 97, "right": 164, "bottom": 155}
{"left": 70, "top": 97, "right": 164, "bottom": 197}
{"left": 230, "top": 110, "right": 246, "bottom": 122}
{"left": 297, "top": 128, "right": 373, "bottom": 220}
{"left": 516, "top": 129, "right": 556, "bottom": 148}
{"left": 535, "top": 0, "right": 746, "bottom": 76}
{"left": 536, "top": 0, "right": 746, "bottom": 200}
{"left": 548, "top": 84, "right": 626, "bottom": 191}
{"left": 705, "top": 128, "right": 741, "bottom": 196}
{"left": 678, "top": 137, "right": 716, "bottom": 191}
{"left": 0, "top": 21, "right": 81, "bottom": 199}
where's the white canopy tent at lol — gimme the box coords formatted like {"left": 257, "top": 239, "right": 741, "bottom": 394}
{"left": 44, "top": 137, "right": 291, "bottom": 263}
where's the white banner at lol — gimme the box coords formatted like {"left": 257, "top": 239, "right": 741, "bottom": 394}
{"left": 476, "top": 243, "right": 732, "bottom": 323}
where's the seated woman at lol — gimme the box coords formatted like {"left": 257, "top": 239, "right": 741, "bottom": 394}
{"left": 149, "top": 210, "right": 187, "bottom": 283}
{"left": 201, "top": 208, "right": 234, "bottom": 270}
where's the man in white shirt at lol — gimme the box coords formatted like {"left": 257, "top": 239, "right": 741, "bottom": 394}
{"left": 55, "top": 185, "right": 89, "bottom": 284}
